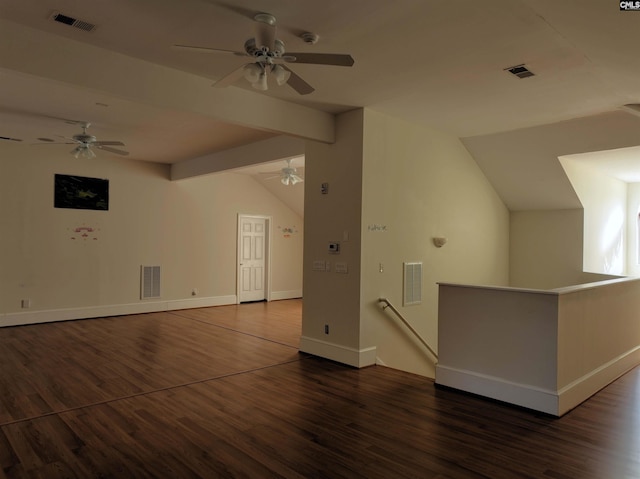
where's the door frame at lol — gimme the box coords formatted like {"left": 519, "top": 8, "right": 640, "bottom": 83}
{"left": 236, "top": 213, "right": 272, "bottom": 304}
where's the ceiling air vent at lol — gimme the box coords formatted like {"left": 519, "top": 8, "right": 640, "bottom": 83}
{"left": 505, "top": 64, "right": 535, "bottom": 79}
{"left": 50, "top": 11, "right": 96, "bottom": 32}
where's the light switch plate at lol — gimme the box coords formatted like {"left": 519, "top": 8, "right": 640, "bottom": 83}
{"left": 335, "top": 262, "right": 348, "bottom": 274}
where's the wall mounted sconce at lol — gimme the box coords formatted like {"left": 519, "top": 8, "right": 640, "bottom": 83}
{"left": 433, "top": 237, "right": 447, "bottom": 248}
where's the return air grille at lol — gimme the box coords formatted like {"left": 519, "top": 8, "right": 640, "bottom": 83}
{"left": 140, "top": 265, "right": 161, "bottom": 299}
{"left": 50, "top": 11, "right": 96, "bottom": 32}
{"left": 505, "top": 64, "right": 535, "bottom": 79}
{"left": 403, "top": 262, "right": 422, "bottom": 306}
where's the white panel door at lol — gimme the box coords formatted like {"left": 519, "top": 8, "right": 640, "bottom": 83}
{"left": 238, "top": 216, "right": 267, "bottom": 302}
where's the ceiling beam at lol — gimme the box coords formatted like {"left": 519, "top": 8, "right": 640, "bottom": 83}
{"left": 171, "top": 135, "right": 305, "bottom": 180}
{"left": 0, "top": 19, "right": 335, "bottom": 144}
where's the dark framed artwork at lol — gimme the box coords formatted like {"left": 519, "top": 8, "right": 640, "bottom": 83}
{"left": 54, "top": 174, "right": 109, "bottom": 211}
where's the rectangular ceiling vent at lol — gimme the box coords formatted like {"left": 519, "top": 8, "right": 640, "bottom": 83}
{"left": 505, "top": 64, "right": 535, "bottom": 79}
{"left": 140, "top": 265, "right": 161, "bottom": 300}
{"left": 50, "top": 11, "right": 96, "bottom": 32}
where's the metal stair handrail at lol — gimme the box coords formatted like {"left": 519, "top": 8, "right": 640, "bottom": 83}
{"left": 378, "top": 297, "right": 438, "bottom": 362}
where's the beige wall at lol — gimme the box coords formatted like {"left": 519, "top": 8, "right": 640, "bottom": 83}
{"left": 302, "top": 109, "right": 364, "bottom": 357}
{"left": 301, "top": 108, "right": 510, "bottom": 377}
{"left": 0, "top": 143, "right": 303, "bottom": 319}
{"left": 627, "top": 183, "right": 640, "bottom": 277}
{"left": 360, "top": 110, "right": 510, "bottom": 377}
{"left": 510, "top": 209, "right": 615, "bottom": 289}
{"left": 560, "top": 157, "right": 628, "bottom": 275}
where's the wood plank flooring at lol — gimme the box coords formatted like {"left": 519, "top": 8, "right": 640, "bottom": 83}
{"left": 1, "top": 298, "right": 640, "bottom": 478}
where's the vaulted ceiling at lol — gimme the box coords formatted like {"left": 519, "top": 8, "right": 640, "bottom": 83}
{"left": 1, "top": 0, "right": 640, "bottom": 210}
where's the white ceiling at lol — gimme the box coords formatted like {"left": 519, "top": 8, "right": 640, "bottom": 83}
{"left": 1, "top": 0, "right": 640, "bottom": 210}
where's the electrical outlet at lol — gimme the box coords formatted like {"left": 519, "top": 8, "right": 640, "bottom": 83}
{"left": 324, "top": 324, "right": 329, "bottom": 334}
{"left": 21, "top": 299, "right": 31, "bottom": 309}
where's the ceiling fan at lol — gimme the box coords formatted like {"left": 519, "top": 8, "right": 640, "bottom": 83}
{"left": 265, "top": 159, "right": 304, "bottom": 186}
{"left": 172, "top": 13, "right": 354, "bottom": 95}
{"left": 37, "top": 121, "right": 129, "bottom": 159}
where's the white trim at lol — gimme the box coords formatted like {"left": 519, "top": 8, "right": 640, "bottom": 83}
{"left": 300, "top": 336, "right": 377, "bottom": 368}
{"left": 270, "top": 290, "right": 303, "bottom": 301}
{"left": 435, "top": 364, "right": 559, "bottom": 416}
{"left": 557, "top": 345, "right": 640, "bottom": 415}
{"left": 436, "top": 346, "right": 640, "bottom": 417}
{"left": 0, "top": 295, "right": 237, "bottom": 328}
{"left": 237, "top": 214, "right": 272, "bottom": 304}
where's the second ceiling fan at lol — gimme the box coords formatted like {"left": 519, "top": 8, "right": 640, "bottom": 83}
{"left": 172, "top": 13, "right": 354, "bottom": 95}
{"left": 35, "top": 121, "right": 129, "bottom": 159}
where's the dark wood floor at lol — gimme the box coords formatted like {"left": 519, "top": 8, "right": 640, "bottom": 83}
{"left": 1, "top": 299, "right": 639, "bottom": 478}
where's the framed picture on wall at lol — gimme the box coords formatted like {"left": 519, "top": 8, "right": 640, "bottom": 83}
{"left": 54, "top": 174, "right": 109, "bottom": 211}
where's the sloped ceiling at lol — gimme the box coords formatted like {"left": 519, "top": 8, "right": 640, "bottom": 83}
{"left": 1, "top": 0, "right": 640, "bottom": 210}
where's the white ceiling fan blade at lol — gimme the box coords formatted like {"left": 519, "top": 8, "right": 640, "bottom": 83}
{"left": 93, "top": 141, "right": 125, "bottom": 147}
{"left": 171, "top": 44, "right": 246, "bottom": 56}
{"left": 281, "top": 66, "right": 314, "bottom": 95}
{"left": 213, "top": 64, "right": 249, "bottom": 88}
{"left": 285, "top": 52, "right": 355, "bottom": 67}
{"left": 290, "top": 174, "right": 304, "bottom": 184}
{"left": 97, "top": 145, "right": 129, "bottom": 156}
{"left": 57, "top": 135, "right": 81, "bottom": 143}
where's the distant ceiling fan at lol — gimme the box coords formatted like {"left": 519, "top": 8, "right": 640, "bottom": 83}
{"left": 265, "top": 159, "right": 304, "bottom": 186}
{"left": 172, "top": 13, "right": 354, "bottom": 95}
{"left": 37, "top": 121, "right": 129, "bottom": 159}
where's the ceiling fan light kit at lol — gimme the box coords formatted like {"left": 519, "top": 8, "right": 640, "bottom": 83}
{"left": 280, "top": 159, "right": 303, "bottom": 185}
{"left": 272, "top": 65, "right": 291, "bottom": 86}
{"left": 253, "top": 72, "right": 268, "bottom": 91}
{"left": 173, "top": 13, "right": 354, "bottom": 95}
{"left": 73, "top": 145, "right": 96, "bottom": 159}
{"left": 243, "top": 63, "right": 262, "bottom": 83}
{"left": 263, "top": 159, "right": 304, "bottom": 186}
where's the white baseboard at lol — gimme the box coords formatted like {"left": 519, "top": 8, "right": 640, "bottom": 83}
{"left": 435, "top": 365, "right": 559, "bottom": 415}
{"left": 437, "top": 345, "right": 640, "bottom": 417}
{"left": 300, "top": 336, "right": 376, "bottom": 368}
{"left": 270, "top": 290, "right": 303, "bottom": 301}
{"left": 557, "top": 345, "right": 640, "bottom": 415}
{"left": 0, "top": 295, "right": 238, "bottom": 328}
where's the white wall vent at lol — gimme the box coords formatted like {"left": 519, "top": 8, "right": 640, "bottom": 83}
{"left": 403, "top": 262, "right": 422, "bottom": 306}
{"left": 50, "top": 11, "right": 96, "bottom": 32}
{"left": 140, "top": 265, "right": 161, "bottom": 299}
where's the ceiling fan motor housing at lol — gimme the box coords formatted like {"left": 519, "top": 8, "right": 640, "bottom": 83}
{"left": 244, "top": 38, "right": 285, "bottom": 59}
{"left": 73, "top": 133, "right": 96, "bottom": 144}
